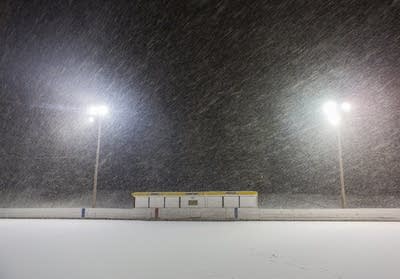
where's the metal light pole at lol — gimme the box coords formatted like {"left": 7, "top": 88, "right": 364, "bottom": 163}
{"left": 87, "top": 105, "right": 108, "bottom": 208}
{"left": 92, "top": 118, "right": 102, "bottom": 208}
{"left": 323, "top": 101, "right": 351, "bottom": 208}
{"left": 336, "top": 126, "right": 347, "bottom": 208}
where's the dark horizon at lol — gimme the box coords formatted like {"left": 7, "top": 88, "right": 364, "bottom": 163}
{"left": 1, "top": 0, "right": 400, "bottom": 207}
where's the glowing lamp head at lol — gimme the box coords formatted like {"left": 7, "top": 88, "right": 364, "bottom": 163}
{"left": 87, "top": 105, "right": 109, "bottom": 117}
{"left": 323, "top": 101, "right": 337, "bottom": 115}
{"left": 322, "top": 101, "right": 351, "bottom": 126}
{"left": 323, "top": 101, "right": 340, "bottom": 126}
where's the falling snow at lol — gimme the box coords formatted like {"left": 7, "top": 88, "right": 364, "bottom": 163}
{"left": 0, "top": 1, "right": 400, "bottom": 207}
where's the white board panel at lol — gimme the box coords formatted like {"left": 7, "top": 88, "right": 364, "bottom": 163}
{"left": 239, "top": 196, "right": 258, "bottom": 208}
{"left": 224, "top": 196, "right": 239, "bottom": 207}
{"left": 206, "top": 196, "right": 223, "bottom": 208}
{"left": 165, "top": 197, "right": 180, "bottom": 208}
{"left": 134, "top": 197, "right": 149, "bottom": 208}
{"left": 149, "top": 196, "right": 164, "bottom": 208}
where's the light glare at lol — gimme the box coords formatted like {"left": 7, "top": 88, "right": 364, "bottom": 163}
{"left": 87, "top": 105, "right": 109, "bottom": 116}
{"left": 328, "top": 114, "right": 341, "bottom": 126}
{"left": 323, "top": 101, "right": 341, "bottom": 126}
{"left": 323, "top": 101, "right": 337, "bottom": 115}
{"left": 341, "top": 102, "right": 351, "bottom": 112}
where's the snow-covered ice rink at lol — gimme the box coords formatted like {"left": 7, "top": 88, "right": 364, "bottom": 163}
{"left": 1, "top": 219, "right": 399, "bottom": 279}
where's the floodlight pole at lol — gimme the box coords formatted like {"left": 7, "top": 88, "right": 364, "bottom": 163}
{"left": 337, "top": 126, "right": 347, "bottom": 208}
{"left": 92, "top": 118, "right": 102, "bottom": 208}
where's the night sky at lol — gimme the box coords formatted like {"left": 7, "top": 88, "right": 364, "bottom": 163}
{"left": 1, "top": 1, "right": 400, "bottom": 207}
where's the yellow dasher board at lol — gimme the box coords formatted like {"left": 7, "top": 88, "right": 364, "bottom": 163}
{"left": 131, "top": 191, "right": 258, "bottom": 208}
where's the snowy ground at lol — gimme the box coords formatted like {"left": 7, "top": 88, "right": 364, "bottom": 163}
{"left": 1, "top": 219, "right": 399, "bottom": 279}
